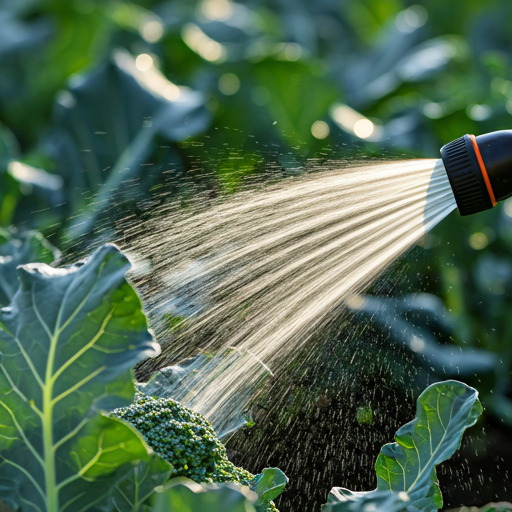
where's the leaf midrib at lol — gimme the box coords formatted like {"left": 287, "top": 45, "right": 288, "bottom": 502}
{"left": 34, "top": 261, "right": 104, "bottom": 512}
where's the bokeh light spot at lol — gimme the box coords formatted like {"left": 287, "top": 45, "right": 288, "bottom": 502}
{"left": 504, "top": 198, "right": 512, "bottom": 217}
{"left": 396, "top": 5, "right": 428, "bottom": 33}
{"left": 283, "top": 43, "right": 302, "bottom": 61}
{"left": 469, "top": 232, "right": 489, "bottom": 250}
{"left": 201, "top": 0, "right": 233, "bottom": 21}
{"left": 218, "top": 73, "right": 241, "bottom": 95}
{"left": 135, "top": 54, "right": 154, "bottom": 72}
{"left": 274, "top": 42, "right": 303, "bottom": 61}
{"left": 409, "top": 336, "right": 425, "bottom": 353}
{"left": 423, "top": 102, "right": 444, "bottom": 119}
{"left": 163, "top": 83, "right": 180, "bottom": 101}
{"left": 182, "top": 24, "right": 227, "bottom": 63}
{"left": 311, "top": 121, "right": 330, "bottom": 139}
{"left": 141, "top": 18, "right": 164, "bottom": 43}
{"left": 330, "top": 104, "right": 381, "bottom": 141}
{"left": 353, "top": 119, "right": 374, "bottom": 139}
{"left": 467, "top": 104, "right": 492, "bottom": 121}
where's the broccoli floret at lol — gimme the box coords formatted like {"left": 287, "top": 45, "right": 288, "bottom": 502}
{"left": 111, "top": 393, "right": 248, "bottom": 481}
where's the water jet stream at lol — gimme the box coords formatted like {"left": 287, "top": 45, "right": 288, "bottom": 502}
{"left": 124, "top": 158, "right": 456, "bottom": 435}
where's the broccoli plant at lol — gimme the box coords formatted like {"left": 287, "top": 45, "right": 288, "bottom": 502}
{"left": 323, "top": 380, "right": 484, "bottom": 512}
{"left": 111, "top": 393, "right": 287, "bottom": 512}
{"left": 0, "top": 243, "right": 162, "bottom": 512}
{"left": 0, "top": 237, "right": 286, "bottom": 512}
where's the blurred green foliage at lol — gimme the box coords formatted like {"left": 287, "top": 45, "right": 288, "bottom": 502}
{"left": 2, "top": 0, "right": 512, "bottom": 509}
{"left": 3, "top": 0, "right": 512, "bottom": 234}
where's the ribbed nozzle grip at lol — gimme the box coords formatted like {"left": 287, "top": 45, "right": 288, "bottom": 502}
{"left": 440, "top": 135, "right": 493, "bottom": 216}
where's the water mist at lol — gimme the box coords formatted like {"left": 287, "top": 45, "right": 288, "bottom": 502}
{"left": 126, "top": 129, "right": 512, "bottom": 436}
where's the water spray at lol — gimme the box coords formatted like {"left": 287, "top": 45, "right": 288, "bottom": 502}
{"left": 441, "top": 130, "right": 512, "bottom": 216}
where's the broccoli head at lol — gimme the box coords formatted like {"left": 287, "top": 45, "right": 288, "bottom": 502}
{"left": 111, "top": 392, "right": 253, "bottom": 485}
{"left": 112, "top": 392, "right": 284, "bottom": 512}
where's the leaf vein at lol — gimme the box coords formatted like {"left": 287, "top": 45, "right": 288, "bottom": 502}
{"left": 0, "top": 401, "right": 44, "bottom": 469}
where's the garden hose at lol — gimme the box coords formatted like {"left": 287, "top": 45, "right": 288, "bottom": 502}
{"left": 441, "top": 130, "right": 512, "bottom": 216}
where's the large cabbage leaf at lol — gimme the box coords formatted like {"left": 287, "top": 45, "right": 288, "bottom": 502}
{"left": 0, "top": 244, "right": 160, "bottom": 512}
{"left": 347, "top": 294, "right": 497, "bottom": 377}
{"left": 325, "top": 380, "right": 482, "bottom": 512}
{"left": 44, "top": 50, "right": 210, "bottom": 238}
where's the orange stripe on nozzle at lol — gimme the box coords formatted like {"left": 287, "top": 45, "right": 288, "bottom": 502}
{"left": 470, "top": 134, "right": 497, "bottom": 206}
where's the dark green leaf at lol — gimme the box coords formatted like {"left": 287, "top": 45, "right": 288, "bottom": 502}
{"left": 152, "top": 478, "right": 257, "bottom": 512}
{"left": 43, "top": 50, "right": 210, "bottom": 237}
{"left": 111, "top": 454, "right": 173, "bottom": 512}
{"left": 348, "top": 295, "right": 497, "bottom": 376}
{"left": 253, "top": 60, "right": 338, "bottom": 144}
{"left": 375, "top": 381, "right": 481, "bottom": 503}
{"left": 324, "top": 490, "right": 414, "bottom": 512}
{"left": 0, "top": 122, "right": 19, "bottom": 172}
{"left": 0, "top": 244, "right": 160, "bottom": 512}
{"left": 0, "top": 228, "right": 60, "bottom": 306}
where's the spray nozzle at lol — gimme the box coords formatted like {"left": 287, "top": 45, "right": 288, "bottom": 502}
{"left": 441, "top": 130, "right": 512, "bottom": 216}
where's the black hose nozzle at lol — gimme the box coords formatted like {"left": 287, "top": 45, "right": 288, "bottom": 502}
{"left": 440, "top": 130, "right": 512, "bottom": 216}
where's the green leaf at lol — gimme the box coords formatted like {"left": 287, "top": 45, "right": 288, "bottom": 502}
{"left": 0, "top": 228, "right": 60, "bottom": 306}
{"left": 375, "top": 380, "right": 481, "bottom": 504}
{"left": 325, "top": 381, "right": 482, "bottom": 512}
{"left": 111, "top": 454, "right": 173, "bottom": 512}
{"left": 452, "top": 504, "right": 512, "bottom": 512}
{"left": 250, "top": 468, "right": 288, "bottom": 511}
{"left": 0, "top": 243, "right": 161, "bottom": 512}
{"left": 323, "top": 490, "right": 413, "bottom": 512}
{"left": 346, "top": 294, "right": 497, "bottom": 377}
{"left": 0, "top": 123, "right": 21, "bottom": 226}
{"left": 57, "top": 414, "right": 153, "bottom": 512}
{"left": 252, "top": 60, "right": 338, "bottom": 144}
{"left": 152, "top": 478, "right": 257, "bottom": 512}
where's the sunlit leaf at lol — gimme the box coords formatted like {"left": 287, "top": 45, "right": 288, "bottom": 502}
{"left": 325, "top": 381, "right": 482, "bottom": 512}
{"left": 0, "top": 244, "right": 160, "bottom": 512}
{"left": 250, "top": 467, "right": 288, "bottom": 512}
